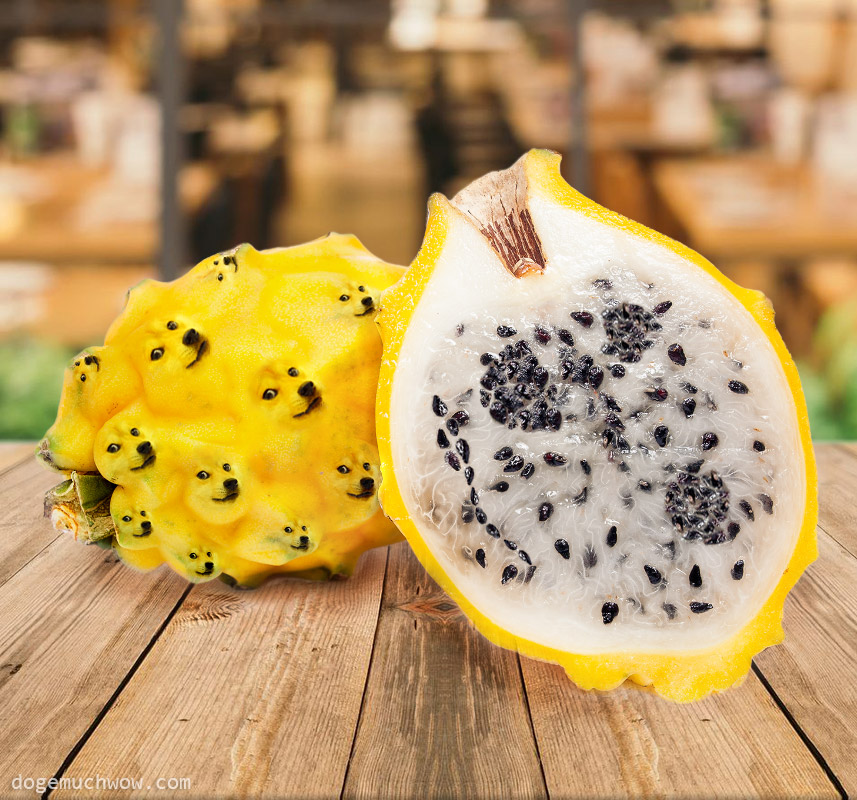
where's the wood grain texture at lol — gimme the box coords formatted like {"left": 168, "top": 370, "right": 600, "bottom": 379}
{"left": 522, "top": 657, "right": 837, "bottom": 799}
{"left": 0, "top": 458, "right": 68, "bottom": 587}
{"left": 0, "top": 535, "right": 187, "bottom": 786}
{"left": 814, "top": 444, "right": 857, "bottom": 555}
{"left": 0, "top": 442, "right": 33, "bottom": 472}
{"left": 55, "top": 547, "right": 388, "bottom": 800}
{"left": 752, "top": 444, "right": 857, "bottom": 796}
{"left": 343, "top": 542, "right": 547, "bottom": 800}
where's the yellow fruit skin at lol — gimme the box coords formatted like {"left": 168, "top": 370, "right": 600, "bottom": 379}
{"left": 375, "top": 150, "right": 818, "bottom": 702}
{"left": 41, "top": 235, "right": 404, "bottom": 586}
{"left": 40, "top": 347, "right": 142, "bottom": 472}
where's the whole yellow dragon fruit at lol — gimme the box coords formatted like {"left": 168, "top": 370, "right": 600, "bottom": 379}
{"left": 39, "top": 234, "right": 404, "bottom": 586}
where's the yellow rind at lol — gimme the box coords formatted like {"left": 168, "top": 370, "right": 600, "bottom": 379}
{"left": 42, "top": 234, "right": 405, "bottom": 587}
{"left": 375, "top": 149, "right": 818, "bottom": 703}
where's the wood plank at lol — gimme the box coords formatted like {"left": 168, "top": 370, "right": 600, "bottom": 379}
{"left": 55, "top": 547, "right": 388, "bottom": 799}
{"left": 0, "top": 459, "right": 70, "bottom": 587}
{"left": 522, "top": 656, "right": 837, "bottom": 799}
{"left": 0, "top": 535, "right": 188, "bottom": 786}
{"left": 0, "top": 442, "right": 33, "bottom": 472}
{"left": 343, "top": 543, "right": 547, "bottom": 800}
{"left": 753, "top": 526, "right": 857, "bottom": 794}
{"left": 814, "top": 444, "right": 857, "bottom": 555}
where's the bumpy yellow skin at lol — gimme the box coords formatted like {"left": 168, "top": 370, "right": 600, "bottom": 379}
{"left": 375, "top": 150, "right": 818, "bottom": 702}
{"left": 40, "top": 235, "right": 404, "bottom": 586}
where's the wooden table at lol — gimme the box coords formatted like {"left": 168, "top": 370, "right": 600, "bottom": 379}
{"left": 0, "top": 442, "right": 854, "bottom": 799}
{"left": 653, "top": 156, "right": 857, "bottom": 262}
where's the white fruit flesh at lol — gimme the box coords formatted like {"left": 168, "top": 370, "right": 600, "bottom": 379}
{"left": 388, "top": 190, "right": 805, "bottom": 654}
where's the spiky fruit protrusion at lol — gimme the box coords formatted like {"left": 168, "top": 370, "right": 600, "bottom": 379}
{"left": 40, "top": 235, "right": 404, "bottom": 586}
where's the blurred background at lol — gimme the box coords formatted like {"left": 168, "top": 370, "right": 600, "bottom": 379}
{"left": 0, "top": 0, "right": 855, "bottom": 441}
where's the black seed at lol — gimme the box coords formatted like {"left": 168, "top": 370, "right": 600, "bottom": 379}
{"left": 647, "top": 387, "right": 668, "bottom": 402}
{"left": 437, "top": 429, "right": 450, "bottom": 448}
{"left": 602, "top": 602, "right": 619, "bottom": 624}
{"left": 494, "top": 446, "right": 513, "bottom": 461}
{"left": 667, "top": 344, "right": 687, "bottom": 366}
{"left": 682, "top": 397, "right": 697, "bottom": 418}
{"left": 557, "top": 329, "right": 575, "bottom": 347}
{"left": 445, "top": 452, "right": 461, "bottom": 471}
{"left": 580, "top": 459, "right": 591, "bottom": 475}
{"left": 753, "top": 440, "right": 766, "bottom": 452}
{"left": 586, "top": 365, "right": 604, "bottom": 389}
{"left": 606, "top": 525, "right": 617, "bottom": 547}
{"left": 570, "top": 486, "right": 587, "bottom": 505}
{"left": 663, "top": 603, "right": 677, "bottom": 619}
{"left": 554, "top": 539, "right": 570, "bottom": 559}
{"left": 690, "top": 602, "right": 713, "bottom": 614}
{"left": 504, "top": 455, "right": 524, "bottom": 473}
{"left": 546, "top": 408, "right": 562, "bottom": 430}
{"left": 538, "top": 502, "right": 553, "bottom": 522}
{"left": 432, "top": 395, "right": 448, "bottom": 417}
{"left": 689, "top": 564, "right": 702, "bottom": 587}
{"left": 739, "top": 500, "right": 754, "bottom": 521}
{"left": 685, "top": 459, "right": 703, "bottom": 474}
{"left": 486, "top": 523, "right": 500, "bottom": 538}
{"left": 520, "top": 462, "right": 535, "bottom": 479}
{"left": 480, "top": 390, "right": 490, "bottom": 407}
{"left": 603, "top": 395, "right": 622, "bottom": 413}
{"left": 644, "top": 565, "right": 662, "bottom": 585}
{"left": 456, "top": 324, "right": 464, "bottom": 336}
{"left": 543, "top": 452, "right": 567, "bottom": 466}
{"left": 519, "top": 550, "right": 532, "bottom": 565}
{"left": 604, "top": 413, "right": 625, "bottom": 431}
{"left": 476, "top": 508, "right": 487, "bottom": 524}
{"left": 593, "top": 278, "right": 612, "bottom": 289}
{"left": 701, "top": 432, "right": 719, "bottom": 451}
{"left": 571, "top": 311, "right": 594, "bottom": 328}
{"left": 759, "top": 494, "right": 774, "bottom": 514}
{"left": 728, "top": 380, "right": 749, "bottom": 394}
{"left": 654, "top": 301, "right": 673, "bottom": 315}
{"left": 653, "top": 425, "right": 669, "bottom": 447}
{"left": 499, "top": 563, "right": 520, "bottom": 585}
{"left": 533, "top": 365, "right": 549, "bottom": 388}
{"left": 446, "top": 418, "right": 459, "bottom": 436}
{"left": 683, "top": 382, "right": 698, "bottom": 395}
{"left": 452, "top": 410, "right": 470, "bottom": 427}
{"left": 504, "top": 539, "right": 517, "bottom": 551}
{"left": 489, "top": 403, "right": 508, "bottom": 424}
{"left": 464, "top": 466, "right": 474, "bottom": 485}
{"left": 456, "top": 439, "right": 470, "bottom": 463}
{"left": 728, "top": 522, "right": 740, "bottom": 539}
{"left": 480, "top": 353, "right": 496, "bottom": 366}
{"left": 610, "top": 364, "right": 626, "bottom": 378}
{"left": 534, "top": 326, "right": 551, "bottom": 344}
{"left": 470, "top": 488, "right": 479, "bottom": 505}
{"left": 497, "top": 325, "right": 517, "bottom": 338}
{"left": 638, "top": 480, "right": 652, "bottom": 492}
{"left": 462, "top": 507, "right": 474, "bottom": 523}
{"left": 732, "top": 560, "right": 745, "bottom": 580}
{"left": 492, "top": 481, "right": 510, "bottom": 493}
{"left": 583, "top": 546, "right": 598, "bottom": 569}
{"left": 475, "top": 549, "right": 486, "bottom": 568}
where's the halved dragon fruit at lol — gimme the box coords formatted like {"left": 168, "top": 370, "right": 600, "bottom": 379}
{"left": 376, "top": 150, "right": 817, "bottom": 702}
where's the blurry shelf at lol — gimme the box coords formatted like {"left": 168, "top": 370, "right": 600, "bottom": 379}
{"left": 653, "top": 155, "right": 857, "bottom": 261}
{"left": 0, "top": 156, "right": 218, "bottom": 265}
